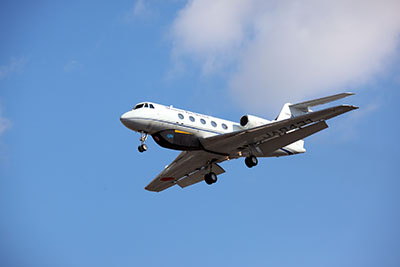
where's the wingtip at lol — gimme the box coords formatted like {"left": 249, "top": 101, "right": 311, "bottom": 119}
{"left": 344, "top": 92, "right": 356, "bottom": 96}
{"left": 342, "top": 104, "right": 359, "bottom": 109}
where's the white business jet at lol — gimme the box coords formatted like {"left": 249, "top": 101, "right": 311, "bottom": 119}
{"left": 120, "top": 92, "right": 357, "bottom": 192}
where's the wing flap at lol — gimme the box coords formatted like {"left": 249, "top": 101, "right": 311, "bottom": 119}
{"left": 258, "top": 120, "right": 328, "bottom": 155}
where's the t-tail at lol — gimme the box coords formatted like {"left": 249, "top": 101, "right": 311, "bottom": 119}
{"left": 276, "top": 92, "right": 355, "bottom": 154}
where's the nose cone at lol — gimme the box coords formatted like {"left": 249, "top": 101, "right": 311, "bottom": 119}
{"left": 120, "top": 111, "right": 132, "bottom": 127}
{"left": 120, "top": 110, "right": 149, "bottom": 132}
{"left": 120, "top": 111, "right": 130, "bottom": 121}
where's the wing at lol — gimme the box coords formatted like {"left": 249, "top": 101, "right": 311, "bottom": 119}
{"left": 145, "top": 150, "right": 226, "bottom": 192}
{"left": 201, "top": 105, "right": 358, "bottom": 155}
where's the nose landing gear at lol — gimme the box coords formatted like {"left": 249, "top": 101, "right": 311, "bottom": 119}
{"left": 138, "top": 144, "right": 147, "bottom": 152}
{"left": 138, "top": 132, "right": 148, "bottom": 153}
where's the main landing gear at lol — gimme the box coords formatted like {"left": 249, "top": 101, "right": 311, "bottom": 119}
{"left": 138, "top": 132, "right": 148, "bottom": 153}
{"left": 245, "top": 155, "right": 258, "bottom": 168}
{"left": 204, "top": 172, "right": 218, "bottom": 185}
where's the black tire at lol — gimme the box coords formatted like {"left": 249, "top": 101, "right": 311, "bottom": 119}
{"left": 209, "top": 172, "right": 218, "bottom": 183}
{"left": 245, "top": 157, "right": 253, "bottom": 168}
{"left": 204, "top": 173, "right": 213, "bottom": 185}
{"left": 249, "top": 155, "right": 258, "bottom": 166}
{"left": 138, "top": 144, "right": 147, "bottom": 153}
{"left": 245, "top": 156, "right": 258, "bottom": 168}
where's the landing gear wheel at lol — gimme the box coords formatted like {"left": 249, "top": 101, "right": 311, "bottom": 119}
{"left": 245, "top": 155, "right": 258, "bottom": 168}
{"left": 138, "top": 132, "right": 148, "bottom": 153}
{"left": 138, "top": 144, "right": 147, "bottom": 153}
{"left": 209, "top": 172, "right": 217, "bottom": 183}
{"left": 204, "top": 172, "right": 217, "bottom": 185}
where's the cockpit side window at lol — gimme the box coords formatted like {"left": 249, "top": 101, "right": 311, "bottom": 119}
{"left": 149, "top": 104, "right": 154, "bottom": 109}
{"left": 144, "top": 103, "right": 149, "bottom": 108}
{"left": 133, "top": 104, "right": 144, "bottom": 110}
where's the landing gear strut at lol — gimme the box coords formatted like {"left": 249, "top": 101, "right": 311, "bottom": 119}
{"left": 204, "top": 172, "right": 218, "bottom": 185}
{"left": 245, "top": 155, "right": 258, "bottom": 168}
{"left": 138, "top": 132, "right": 148, "bottom": 153}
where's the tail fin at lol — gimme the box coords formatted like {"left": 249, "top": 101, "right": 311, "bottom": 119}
{"left": 276, "top": 92, "right": 355, "bottom": 120}
{"left": 276, "top": 92, "right": 355, "bottom": 153}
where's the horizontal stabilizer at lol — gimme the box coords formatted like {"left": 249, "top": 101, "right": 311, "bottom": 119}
{"left": 290, "top": 92, "right": 355, "bottom": 112}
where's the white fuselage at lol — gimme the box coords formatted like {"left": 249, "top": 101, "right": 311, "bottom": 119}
{"left": 120, "top": 102, "right": 304, "bottom": 157}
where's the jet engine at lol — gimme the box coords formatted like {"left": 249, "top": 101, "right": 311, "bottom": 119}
{"left": 240, "top": 115, "right": 270, "bottom": 128}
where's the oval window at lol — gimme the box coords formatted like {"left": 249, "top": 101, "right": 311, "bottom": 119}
{"left": 200, "top": 118, "right": 206, "bottom": 125}
{"left": 211, "top": 121, "right": 217, "bottom": 127}
{"left": 178, "top": 113, "right": 184, "bottom": 120}
{"left": 222, "top": 123, "right": 228, "bottom": 130}
{"left": 189, "top": 116, "right": 195, "bottom": 122}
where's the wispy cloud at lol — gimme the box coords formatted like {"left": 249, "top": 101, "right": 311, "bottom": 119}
{"left": 64, "top": 60, "right": 81, "bottom": 72}
{"left": 171, "top": 0, "right": 400, "bottom": 112}
{"left": 125, "top": 0, "right": 151, "bottom": 22}
{"left": 0, "top": 57, "right": 28, "bottom": 80}
{"left": 0, "top": 105, "right": 11, "bottom": 137}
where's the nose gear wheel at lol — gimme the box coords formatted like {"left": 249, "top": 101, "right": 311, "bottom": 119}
{"left": 138, "top": 132, "right": 148, "bottom": 153}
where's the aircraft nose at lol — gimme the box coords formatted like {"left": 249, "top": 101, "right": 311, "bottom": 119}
{"left": 120, "top": 111, "right": 130, "bottom": 121}
{"left": 120, "top": 112, "right": 131, "bottom": 126}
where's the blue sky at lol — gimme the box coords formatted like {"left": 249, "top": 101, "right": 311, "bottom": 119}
{"left": 1, "top": 1, "right": 399, "bottom": 266}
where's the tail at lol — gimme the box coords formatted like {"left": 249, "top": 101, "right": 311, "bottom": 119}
{"left": 276, "top": 92, "right": 355, "bottom": 152}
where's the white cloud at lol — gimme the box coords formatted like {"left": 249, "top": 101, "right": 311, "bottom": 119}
{"left": 171, "top": 0, "right": 400, "bottom": 112}
{"left": 134, "top": 0, "right": 147, "bottom": 16}
{"left": 64, "top": 60, "right": 81, "bottom": 72}
{"left": 0, "top": 106, "right": 11, "bottom": 137}
{"left": 125, "top": 0, "right": 151, "bottom": 21}
{"left": 0, "top": 57, "right": 27, "bottom": 80}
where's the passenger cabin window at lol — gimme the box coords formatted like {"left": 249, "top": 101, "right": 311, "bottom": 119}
{"left": 222, "top": 123, "right": 228, "bottom": 130}
{"left": 178, "top": 113, "right": 184, "bottom": 120}
{"left": 133, "top": 104, "right": 144, "bottom": 110}
{"left": 149, "top": 104, "right": 154, "bottom": 109}
{"left": 189, "top": 116, "right": 195, "bottom": 122}
{"left": 200, "top": 118, "right": 206, "bottom": 125}
{"left": 211, "top": 121, "right": 217, "bottom": 127}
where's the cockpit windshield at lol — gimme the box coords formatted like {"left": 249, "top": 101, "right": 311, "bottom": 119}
{"left": 133, "top": 103, "right": 155, "bottom": 110}
{"left": 133, "top": 103, "right": 144, "bottom": 110}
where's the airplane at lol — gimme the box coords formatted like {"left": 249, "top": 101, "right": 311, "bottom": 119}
{"left": 120, "top": 92, "right": 358, "bottom": 192}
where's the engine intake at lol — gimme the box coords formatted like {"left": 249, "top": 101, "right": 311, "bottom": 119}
{"left": 240, "top": 115, "right": 270, "bottom": 128}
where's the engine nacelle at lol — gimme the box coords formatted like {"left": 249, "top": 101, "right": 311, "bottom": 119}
{"left": 240, "top": 115, "right": 270, "bottom": 128}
